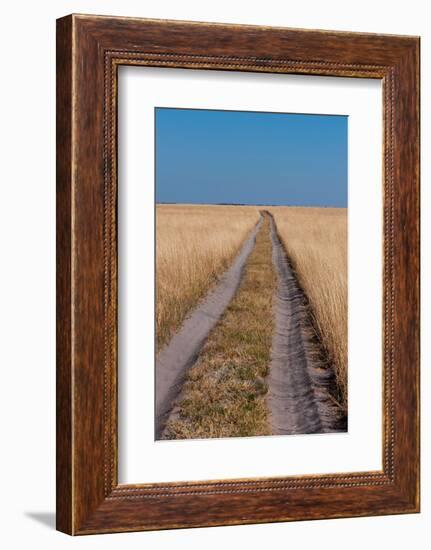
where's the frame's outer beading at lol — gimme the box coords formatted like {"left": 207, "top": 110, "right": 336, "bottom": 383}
{"left": 56, "top": 14, "right": 420, "bottom": 535}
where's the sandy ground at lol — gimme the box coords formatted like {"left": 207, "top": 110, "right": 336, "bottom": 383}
{"left": 267, "top": 214, "right": 346, "bottom": 434}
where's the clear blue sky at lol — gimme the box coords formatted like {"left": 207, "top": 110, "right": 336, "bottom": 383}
{"left": 155, "top": 108, "right": 347, "bottom": 207}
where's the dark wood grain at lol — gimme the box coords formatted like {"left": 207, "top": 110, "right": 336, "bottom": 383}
{"left": 56, "top": 14, "right": 420, "bottom": 535}
{"left": 56, "top": 15, "right": 73, "bottom": 535}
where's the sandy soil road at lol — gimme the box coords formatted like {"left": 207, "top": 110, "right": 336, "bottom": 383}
{"left": 155, "top": 212, "right": 346, "bottom": 439}
{"left": 267, "top": 213, "right": 346, "bottom": 434}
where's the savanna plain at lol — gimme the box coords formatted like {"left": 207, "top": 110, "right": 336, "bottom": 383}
{"left": 156, "top": 203, "right": 347, "bottom": 439}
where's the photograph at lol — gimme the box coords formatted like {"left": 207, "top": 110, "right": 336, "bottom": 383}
{"left": 155, "top": 107, "right": 348, "bottom": 440}
{"left": 0, "top": 1, "right": 423, "bottom": 543}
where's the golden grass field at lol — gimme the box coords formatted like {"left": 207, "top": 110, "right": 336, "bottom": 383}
{"left": 156, "top": 204, "right": 260, "bottom": 350}
{"left": 157, "top": 204, "right": 347, "bottom": 420}
{"left": 269, "top": 206, "right": 348, "bottom": 410}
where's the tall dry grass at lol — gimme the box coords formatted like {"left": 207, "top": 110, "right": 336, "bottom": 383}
{"left": 156, "top": 204, "right": 260, "bottom": 350}
{"left": 269, "top": 207, "right": 348, "bottom": 410}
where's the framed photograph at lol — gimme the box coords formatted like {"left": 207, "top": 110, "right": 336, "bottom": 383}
{"left": 56, "top": 14, "right": 420, "bottom": 534}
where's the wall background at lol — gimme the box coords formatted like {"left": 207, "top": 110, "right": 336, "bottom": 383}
{"left": 0, "top": 1, "right": 427, "bottom": 548}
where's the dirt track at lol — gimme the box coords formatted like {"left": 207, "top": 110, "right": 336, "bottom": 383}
{"left": 155, "top": 212, "right": 345, "bottom": 438}
{"left": 155, "top": 217, "right": 263, "bottom": 439}
{"left": 267, "top": 213, "right": 346, "bottom": 434}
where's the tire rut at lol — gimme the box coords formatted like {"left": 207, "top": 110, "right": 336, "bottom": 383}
{"left": 267, "top": 214, "right": 346, "bottom": 435}
{"left": 155, "top": 216, "right": 263, "bottom": 439}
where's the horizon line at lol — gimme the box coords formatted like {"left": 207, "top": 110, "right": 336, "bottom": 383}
{"left": 156, "top": 201, "right": 347, "bottom": 208}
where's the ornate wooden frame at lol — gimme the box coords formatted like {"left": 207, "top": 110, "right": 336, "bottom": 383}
{"left": 56, "top": 14, "right": 420, "bottom": 534}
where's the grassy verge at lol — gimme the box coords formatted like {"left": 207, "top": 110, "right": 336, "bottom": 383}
{"left": 163, "top": 214, "right": 276, "bottom": 439}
